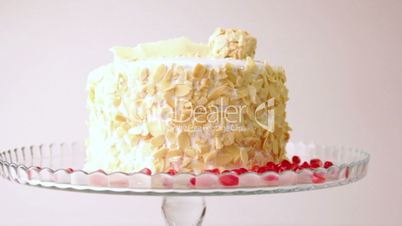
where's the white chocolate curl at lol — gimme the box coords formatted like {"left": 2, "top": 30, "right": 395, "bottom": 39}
{"left": 208, "top": 28, "right": 257, "bottom": 59}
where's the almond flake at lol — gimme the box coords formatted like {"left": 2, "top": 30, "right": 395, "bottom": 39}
{"left": 175, "top": 84, "right": 192, "bottom": 96}
{"left": 208, "top": 85, "right": 228, "bottom": 100}
{"left": 147, "top": 121, "right": 164, "bottom": 137}
{"left": 193, "top": 64, "right": 206, "bottom": 79}
{"left": 152, "top": 147, "right": 168, "bottom": 159}
{"left": 177, "top": 132, "right": 190, "bottom": 149}
{"left": 240, "top": 148, "right": 249, "bottom": 165}
{"left": 166, "top": 148, "right": 183, "bottom": 158}
{"left": 150, "top": 135, "right": 165, "bottom": 147}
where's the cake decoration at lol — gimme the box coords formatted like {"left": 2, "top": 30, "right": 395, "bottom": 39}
{"left": 85, "top": 28, "right": 290, "bottom": 174}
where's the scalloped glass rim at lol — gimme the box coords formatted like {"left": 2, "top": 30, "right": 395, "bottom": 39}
{"left": 0, "top": 141, "right": 369, "bottom": 196}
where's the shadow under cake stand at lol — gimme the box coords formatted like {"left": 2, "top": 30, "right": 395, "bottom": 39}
{"left": 0, "top": 141, "right": 369, "bottom": 226}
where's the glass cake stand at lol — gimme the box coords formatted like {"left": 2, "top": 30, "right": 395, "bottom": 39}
{"left": 0, "top": 141, "right": 369, "bottom": 226}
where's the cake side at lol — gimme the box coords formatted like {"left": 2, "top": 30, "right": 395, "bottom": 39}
{"left": 85, "top": 57, "right": 290, "bottom": 173}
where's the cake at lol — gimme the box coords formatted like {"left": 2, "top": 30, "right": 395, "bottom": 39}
{"left": 85, "top": 28, "right": 290, "bottom": 174}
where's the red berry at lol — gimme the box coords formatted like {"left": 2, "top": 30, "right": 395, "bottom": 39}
{"left": 219, "top": 174, "right": 239, "bottom": 186}
{"left": 275, "top": 165, "right": 285, "bottom": 173}
{"left": 167, "top": 169, "right": 177, "bottom": 175}
{"left": 324, "top": 161, "right": 333, "bottom": 169}
{"left": 300, "top": 161, "right": 310, "bottom": 169}
{"left": 205, "top": 168, "right": 220, "bottom": 174}
{"left": 140, "top": 168, "right": 152, "bottom": 175}
{"left": 66, "top": 168, "right": 74, "bottom": 173}
{"left": 310, "top": 159, "right": 323, "bottom": 168}
{"left": 257, "top": 166, "right": 268, "bottom": 174}
{"left": 266, "top": 162, "right": 276, "bottom": 171}
{"left": 222, "top": 169, "right": 231, "bottom": 174}
{"left": 233, "top": 168, "right": 248, "bottom": 175}
{"left": 190, "top": 177, "right": 196, "bottom": 186}
{"left": 292, "top": 156, "right": 301, "bottom": 165}
{"left": 280, "top": 159, "right": 292, "bottom": 169}
{"left": 251, "top": 165, "right": 260, "bottom": 172}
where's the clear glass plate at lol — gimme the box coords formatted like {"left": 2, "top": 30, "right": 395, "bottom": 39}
{"left": 0, "top": 141, "right": 369, "bottom": 226}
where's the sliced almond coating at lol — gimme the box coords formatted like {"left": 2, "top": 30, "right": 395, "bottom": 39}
{"left": 152, "top": 147, "right": 168, "bottom": 159}
{"left": 147, "top": 121, "right": 164, "bottom": 137}
{"left": 191, "top": 160, "right": 204, "bottom": 172}
{"left": 203, "top": 151, "right": 217, "bottom": 163}
{"left": 185, "top": 148, "right": 196, "bottom": 158}
{"left": 177, "top": 132, "right": 190, "bottom": 150}
{"left": 151, "top": 135, "right": 165, "bottom": 147}
{"left": 195, "top": 143, "right": 209, "bottom": 154}
{"left": 216, "top": 154, "right": 233, "bottom": 166}
{"left": 115, "top": 113, "right": 127, "bottom": 122}
{"left": 247, "top": 85, "right": 257, "bottom": 104}
{"left": 166, "top": 148, "right": 183, "bottom": 158}
{"left": 140, "top": 68, "right": 149, "bottom": 82}
{"left": 166, "top": 130, "right": 176, "bottom": 144}
{"left": 153, "top": 64, "right": 167, "bottom": 82}
{"left": 208, "top": 85, "right": 228, "bottom": 101}
{"left": 175, "top": 84, "right": 192, "bottom": 96}
{"left": 200, "top": 78, "right": 210, "bottom": 89}
{"left": 147, "top": 84, "right": 156, "bottom": 95}
{"left": 196, "top": 96, "right": 208, "bottom": 105}
{"left": 240, "top": 148, "right": 249, "bottom": 165}
{"left": 193, "top": 63, "right": 206, "bottom": 79}
{"left": 161, "top": 106, "right": 173, "bottom": 120}
{"left": 128, "top": 126, "right": 143, "bottom": 135}
{"left": 273, "top": 140, "right": 279, "bottom": 155}
{"left": 181, "top": 157, "right": 192, "bottom": 168}
{"left": 222, "top": 132, "right": 235, "bottom": 146}
{"left": 130, "top": 135, "right": 140, "bottom": 146}
{"left": 215, "top": 136, "right": 223, "bottom": 150}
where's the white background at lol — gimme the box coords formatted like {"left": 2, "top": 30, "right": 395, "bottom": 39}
{"left": 0, "top": 0, "right": 401, "bottom": 225}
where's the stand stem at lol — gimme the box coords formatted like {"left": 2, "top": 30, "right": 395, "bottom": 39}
{"left": 162, "top": 196, "right": 206, "bottom": 226}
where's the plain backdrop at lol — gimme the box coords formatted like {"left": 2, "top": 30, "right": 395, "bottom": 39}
{"left": 0, "top": 0, "right": 401, "bottom": 226}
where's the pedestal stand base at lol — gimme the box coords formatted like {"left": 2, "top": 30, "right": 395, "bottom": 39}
{"left": 162, "top": 196, "right": 206, "bottom": 226}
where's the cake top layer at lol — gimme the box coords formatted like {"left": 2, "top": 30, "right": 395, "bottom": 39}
{"left": 112, "top": 28, "right": 257, "bottom": 61}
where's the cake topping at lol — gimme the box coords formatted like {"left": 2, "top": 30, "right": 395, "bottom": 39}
{"left": 111, "top": 28, "right": 257, "bottom": 61}
{"left": 208, "top": 28, "right": 257, "bottom": 59}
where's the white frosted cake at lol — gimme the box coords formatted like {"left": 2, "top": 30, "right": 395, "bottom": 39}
{"left": 85, "top": 28, "right": 290, "bottom": 174}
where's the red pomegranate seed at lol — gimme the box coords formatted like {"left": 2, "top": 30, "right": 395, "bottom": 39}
{"left": 190, "top": 177, "right": 196, "bottom": 186}
{"left": 310, "top": 159, "right": 323, "bottom": 168}
{"left": 324, "top": 161, "right": 333, "bottom": 169}
{"left": 300, "top": 161, "right": 310, "bottom": 169}
{"left": 66, "top": 168, "right": 74, "bottom": 173}
{"left": 280, "top": 159, "right": 292, "bottom": 169}
{"left": 233, "top": 168, "right": 248, "bottom": 175}
{"left": 205, "top": 168, "right": 220, "bottom": 174}
{"left": 292, "top": 156, "right": 301, "bottom": 165}
{"left": 265, "top": 162, "right": 276, "bottom": 171}
{"left": 167, "top": 169, "right": 177, "bottom": 175}
{"left": 251, "top": 165, "right": 260, "bottom": 172}
{"left": 219, "top": 174, "right": 239, "bottom": 186}
{"left": 257, "top": 166, "right": 269, "bottom": 174}
{"left": 222, "top": 169, "right": 231, "bottom": 174}
{"left": 289, "top": 163, "right": 299, "bottom": 171}
{"left": 140, "top": 168, "right": 152, "bottom": 175}
{"left": 275, "top": 165, "right": 285, "bottom": 173}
